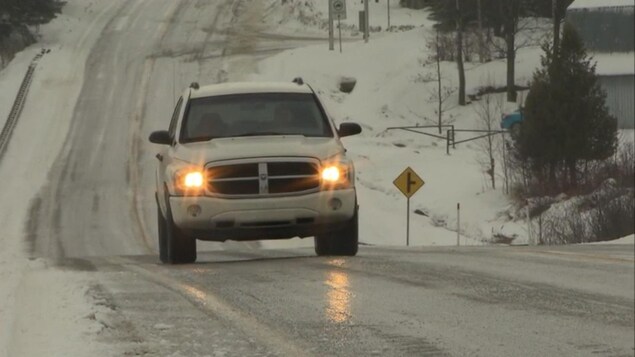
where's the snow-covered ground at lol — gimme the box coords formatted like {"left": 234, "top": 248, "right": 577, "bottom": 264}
{"left": 585, "top": 234, "right": 635, "bottom": 245}
{"left": 262, "top": 0, "right": 433, "bottom": 35}
{"left": 249, "top": 15, "right": 545, "bottom": 247}
{"left": 0, "top": 0, "right": 633, "bottom": 355}
{"left": 0, "top": 1, "right": 128, "bottom": 355}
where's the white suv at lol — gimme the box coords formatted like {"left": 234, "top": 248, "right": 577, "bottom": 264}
{"left": 149, "top": 79, "right": 362, "bottom": 264}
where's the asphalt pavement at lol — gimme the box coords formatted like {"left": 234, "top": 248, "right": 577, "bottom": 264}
{"left": 76, "top": 244, "right": 634, "bottom": 356}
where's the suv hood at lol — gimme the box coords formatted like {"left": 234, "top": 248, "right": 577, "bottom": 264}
{"left": 173, "top": 136, "right": 345, "bottom": 164}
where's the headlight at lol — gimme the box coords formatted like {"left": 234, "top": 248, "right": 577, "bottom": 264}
{"left": 174, "top": 168, "right": 205, "bottom": 194}
{"left": 321, "top": 156, "right": 354, "bottom": 189}
{"left": 322, "top": 166, "right": 341, "bottom": 182}
{"left": 183, "top": 171, "right": 204, "bottom": 188}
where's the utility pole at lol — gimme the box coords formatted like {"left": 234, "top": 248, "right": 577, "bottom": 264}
{"left": 338, "top": 15, "right": 342, "bottom": 53}
{"left": 364, "top": 0, "right": 369, "bottom": 43}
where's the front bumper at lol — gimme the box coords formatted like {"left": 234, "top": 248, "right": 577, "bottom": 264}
{"left": 169, "top": 188, "right": 356, "bottom": 241}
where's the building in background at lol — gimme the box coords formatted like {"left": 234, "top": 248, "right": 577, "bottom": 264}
{"left": 567, "top": 0, "right": 634, "bottom": 129}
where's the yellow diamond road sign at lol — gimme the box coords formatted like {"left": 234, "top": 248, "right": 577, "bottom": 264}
{"left": 393, "top": 167, "right": 425, "bottom": 198}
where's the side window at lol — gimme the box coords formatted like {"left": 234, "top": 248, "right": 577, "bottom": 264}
{"left": 168, "top": 97, "right": 183, "bottom": 142}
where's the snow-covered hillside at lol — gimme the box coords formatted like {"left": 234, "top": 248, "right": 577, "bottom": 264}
{"left": 250, "top": 6, "right": 547, "bottom": 247}
{"left": 249, "top": 0, "right": 634, "bottom": 247}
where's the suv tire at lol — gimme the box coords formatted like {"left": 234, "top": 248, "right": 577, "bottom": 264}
{"left": 315, "top": 210, "right": 358, "bottom": 256}
{"left": 157, "top": 207, "right": 169, "bottom": 263}
{"left": 158, "top": 202, "right": 197, "bottom": 264}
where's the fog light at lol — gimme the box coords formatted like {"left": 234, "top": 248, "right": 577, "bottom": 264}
{"left": 328, "top": 198, "right": 342, "bottom": 211}
{"left": 187, "top": 204, "right": 202, "bottom": 217}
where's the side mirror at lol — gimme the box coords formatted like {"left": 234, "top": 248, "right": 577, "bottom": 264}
{"left": 149, "top": 130, "right": 172, "bottom": 145}
{"left": 338, "top": 122, "right": 362, "bottom": 138}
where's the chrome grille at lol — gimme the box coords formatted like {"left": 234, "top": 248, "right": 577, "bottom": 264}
{"left": 206, "top": 160, "right": 320, "bottom": 196}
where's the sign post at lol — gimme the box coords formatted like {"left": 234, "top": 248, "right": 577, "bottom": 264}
{"left": 330, "top": 0, "right": 346, "bottom": 52}
{"left": 393, "top": 167, "right": 425, "bottom": 246}
{"left": 338, "top": 15, "right": 342, "bottom": 53}
{"left": 457, "top": 203, "right": 460, "bottom": 246}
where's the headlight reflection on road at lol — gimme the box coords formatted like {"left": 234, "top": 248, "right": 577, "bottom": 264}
{"left": 182, "top": 284, "right": 208, "bottom": 307}
{"left": 325, "top": 270, "right": 352, "bottom": 323}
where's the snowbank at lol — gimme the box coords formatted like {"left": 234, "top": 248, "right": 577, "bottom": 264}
{"left": 585, "top": 234, "right": 635, "bottom": 245}
{"left": 0, "top": 0, "right": 127, "bottom": 355}
{"left": 569, "top": 0, "right": 634, "bottom": 10}
{"left": 592, "top": 52, "right": 635, "bottom": 76}
{"left": 262, "top": 0, "right": 434, "bottom": 35}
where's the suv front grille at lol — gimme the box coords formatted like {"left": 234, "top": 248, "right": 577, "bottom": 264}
{"left": 207, "top": 160, "right": 320, "bottom": 196}
{"left": 207, "top": 163, "right": 259, "bottom": 179}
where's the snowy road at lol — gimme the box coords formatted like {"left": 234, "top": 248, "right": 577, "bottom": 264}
{"left": 29, "top": 0, "right": 245, "bottom": 259}
{"left": 4, "top": 0, "right": 633, "bottom": 356}
{"left": 39, "top": 245, "right": 635, "bottom": 356}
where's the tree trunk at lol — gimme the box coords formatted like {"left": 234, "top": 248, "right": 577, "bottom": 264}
{"left": 553, "top": 0, "right": 560, "bottom": 57}
{"left": 456, "top": 0, "right": 466, "bottom": 106}
{"left": 568, "top": 160, "right": 577, "bottom": 188}
{"left": 548, "top": 161, "right": 557, "bottom": 187}
{"left": 505, "top": 30, "right": 517, "bottom": 102}
{"left": 477, "top": 0, "right": 488, "bottom": 62}
{"left": 490, "top": 158, "right": 496, "bottom": 189}
{"left": 436, "top": 29, "right": 443, "bottom": 134}
{"left": 486, "top": 112, "right": 496, "bottom": 189}
{"left": 500, "top": 0, "right": 518, "bottom": 103}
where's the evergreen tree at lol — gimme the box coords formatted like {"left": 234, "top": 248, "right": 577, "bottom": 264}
{"left": 0, "top": 0, "right": 65, "bottom": 38}
{"left": 518, "top": 23, "right": 617, "bottom": 189}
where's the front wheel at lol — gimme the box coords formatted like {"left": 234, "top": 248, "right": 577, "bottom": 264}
{"left": 157, "top": 204, "right": 197, "bottom": 264}
{"left": 314, "top": 211, "right": 358, "bottom": 256}
{"left": 157, "top": 207, "right": 168, "bottom": 263}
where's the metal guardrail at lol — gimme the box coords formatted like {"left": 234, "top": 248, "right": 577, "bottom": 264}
{"left": 0, "top": 51, "right": 45, "bottom": 162}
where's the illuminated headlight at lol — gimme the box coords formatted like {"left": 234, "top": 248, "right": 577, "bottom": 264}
{"left": 321, "top": 157, "right": 354, "bottom": 189}
{"left": 174, "top": 168, "right": 205, "bottom": 194}
{"left": 322, "top": 166, "right": 341, "bottom": 182}
{"left": 183, "top": 171, "right": 204, "bottom": 188}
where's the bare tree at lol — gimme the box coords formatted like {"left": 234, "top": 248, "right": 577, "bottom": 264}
{"left": 476, "top": 0, "right": 490, "bottom": 63}
{"left": 430, "top": 85, "right": 457, "bottom": 134}
{"left": 422, "top": 29, "right": 458, "bottom": 133}
{"left": 552, "top": 0, "right": 560, "bottom": 55}
{"left": 552, "top": 0, "right": 573, "bottom": 57}
{"left": 474, "top": 94, "right": 502, "bottom": 189}
{"left": 490, "top": 1, "right": 546, "bottom": 103}
{"left": 500, "top": 0, "right": 520, "bottom": 102}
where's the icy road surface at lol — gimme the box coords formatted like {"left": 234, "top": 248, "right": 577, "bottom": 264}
{"left": 5, "top": 0, "right": 632, "bottom": 356}
{"left": 25, "top": 245, "right": 635, "bottom": 356}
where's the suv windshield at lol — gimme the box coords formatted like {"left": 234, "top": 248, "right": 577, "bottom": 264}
{"left": 180, "top": 92, "right": 333, "bottom": 142}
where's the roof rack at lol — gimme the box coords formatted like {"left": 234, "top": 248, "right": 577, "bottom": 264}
{"left": 292, "top": 77, "right": 304, "bottom": 85}
{"left": 190, "top": 82, "right": 200, "bottom": 90}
